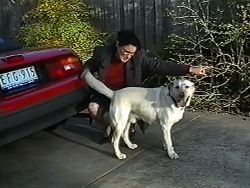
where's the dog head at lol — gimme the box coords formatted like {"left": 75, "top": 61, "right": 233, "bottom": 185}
{"left": 168, "top": 79, "right": 195, "bottom": 108}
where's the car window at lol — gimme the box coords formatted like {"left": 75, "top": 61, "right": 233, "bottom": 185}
{"left": 0, "top": 36, "right": 21, "bottom": 52}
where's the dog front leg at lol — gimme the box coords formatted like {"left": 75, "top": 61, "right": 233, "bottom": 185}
{"left": 112, "top": 123, "right": 127, "bottom": 160}
{"left": 161, "top": 124, "right": 179, "bottom": 159}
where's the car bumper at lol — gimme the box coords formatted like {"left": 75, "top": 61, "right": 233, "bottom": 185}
{"left": 0, "top": 87, "right": 91, "bottom": 146}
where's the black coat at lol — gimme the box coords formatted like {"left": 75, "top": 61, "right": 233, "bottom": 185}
{"left": 84, "top": 43, "right": 190, "bottom": 87}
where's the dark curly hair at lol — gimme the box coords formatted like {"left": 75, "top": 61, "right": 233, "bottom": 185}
{"left": 117, "top": 30, "right": 141, "bottom": 50}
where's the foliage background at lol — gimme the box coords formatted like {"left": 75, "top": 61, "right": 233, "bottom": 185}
{"left": 17, "top": 0, "right": 108, "bottom": 61}
{"left": 150, "top": 0, "right": 250, "bottom": 115}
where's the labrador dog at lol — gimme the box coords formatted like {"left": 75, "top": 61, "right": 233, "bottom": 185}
{"left": 82, "top": 69, "right": 195, "bottom": 160}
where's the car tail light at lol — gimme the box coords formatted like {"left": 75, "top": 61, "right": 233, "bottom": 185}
{"left": 46, "top": 56, "right": 83, "bottom": 80}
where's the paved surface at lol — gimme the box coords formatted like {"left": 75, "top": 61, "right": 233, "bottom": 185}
{"left": 0, "top": 112, "right": 249, "bottom": 188}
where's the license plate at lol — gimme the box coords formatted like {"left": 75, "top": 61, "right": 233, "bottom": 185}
{"left": 0, "top": 66, "right": 39, "bottom": 92}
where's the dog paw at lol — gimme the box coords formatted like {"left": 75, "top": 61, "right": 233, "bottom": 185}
{"left": 128, "top": 143, "right": 138, "bottom": 150}
{"left": 168, "top": 152, "right": 179, "bottom": 159}
{"left": 116, "top": 153, "right": 127, "bottom": 160}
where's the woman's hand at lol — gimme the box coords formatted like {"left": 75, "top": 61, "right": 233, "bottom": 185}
{"left": 189, "top": 66, "right": 207, "bottom": 76}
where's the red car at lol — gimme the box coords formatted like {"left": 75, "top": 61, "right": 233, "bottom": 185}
{"left": 0, "top": 36, "right": 91, "bottom": 145}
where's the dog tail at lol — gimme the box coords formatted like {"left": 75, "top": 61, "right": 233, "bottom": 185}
{"left": 82, "top": 69, "right": 114, "bottom": 99}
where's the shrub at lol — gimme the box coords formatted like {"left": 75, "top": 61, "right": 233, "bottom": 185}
{"left": 158, "top": 0, "right": 250, "bottom": 115}
{"left": 17, "top": 0, "right": 108, "bottom": 61}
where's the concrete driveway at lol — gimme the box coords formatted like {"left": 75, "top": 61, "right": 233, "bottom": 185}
{"left": 0, "top": 112, "right": 249, "bottom": 188}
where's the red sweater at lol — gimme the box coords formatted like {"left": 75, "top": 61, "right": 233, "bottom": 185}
{"left": 104, "top": 59, "right": 126, "bottom": 90}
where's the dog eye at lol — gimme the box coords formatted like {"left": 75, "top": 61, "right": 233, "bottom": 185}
{"left": 185, "top": 86, "right": 190, "bottom": 89}
{"left": 175, "top": 85, "right": 180, "bottom": 89}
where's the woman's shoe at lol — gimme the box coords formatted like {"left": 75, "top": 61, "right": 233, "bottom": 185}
{"left": 129, "top": 124, "right": 136, "bottom": 139}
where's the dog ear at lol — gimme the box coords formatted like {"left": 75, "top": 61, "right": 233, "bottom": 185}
{"left": 168, "top": 82, "right": 174, "bottom": 91}
{"left": 186, "top": 96, "right": 192, "bottom": 106}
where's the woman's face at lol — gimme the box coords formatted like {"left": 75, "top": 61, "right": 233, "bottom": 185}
{"left": 116, "top": 42, "right": 137, "bottom": 63}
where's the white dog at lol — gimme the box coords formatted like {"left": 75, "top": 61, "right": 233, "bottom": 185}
{"left": 82, "top": 69, "right": 195, "bottom": 160}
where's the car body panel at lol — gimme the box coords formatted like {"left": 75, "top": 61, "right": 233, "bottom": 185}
{"left": 0, "top": 48, "right": 75, "bottom": 69}
{"left": 0, "top": 37, "right": 91, "bottom": 146}
{"left": 0, "top": 77, "right": 87, "bottom": 114}
{"left": 0, "top": 87, "right": 90, "bottom": 146}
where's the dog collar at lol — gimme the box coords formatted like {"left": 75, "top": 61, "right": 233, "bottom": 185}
{"left": 167, "top": 85, "right": 186, "bottom": 110}
{"left": 167, "top": 85, "right": 178, "bottom": 107}
{"left": 167, "top": 93, "right": 178, "bottom": 107}
{"left": 167, "top": 88, "right": 185, "bottom": 110}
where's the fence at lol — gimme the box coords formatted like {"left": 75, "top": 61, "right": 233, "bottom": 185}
{"left": 85, "top": 0, "right": 174, "bottom": 49}
{"left": 0, "top": 0, "right": 175, "bottom": 49}
{"left": 0, "top": 0, "right": 37, "bottom": 37}
{"left": 0, "top": 0, "right": 229, "bottom": 50}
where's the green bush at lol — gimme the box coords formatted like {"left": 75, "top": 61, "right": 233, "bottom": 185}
{"left": 17, "top": 0, "right": 108, "bottom": 61}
